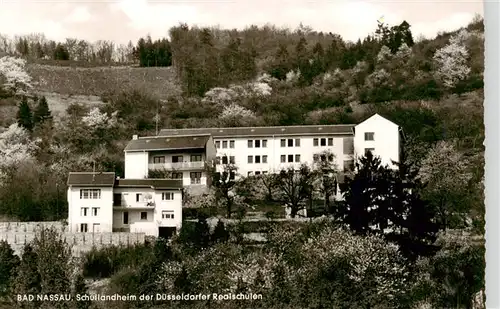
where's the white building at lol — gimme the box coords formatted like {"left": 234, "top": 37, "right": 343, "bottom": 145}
{"left": 158, "top": 113, "right": 402, "bottom": 178}
{"left": 67, "top": 113, "right": 401, "bottom": 237}
{"left": 67, "top": 172, "right": 183, "bottom": 238}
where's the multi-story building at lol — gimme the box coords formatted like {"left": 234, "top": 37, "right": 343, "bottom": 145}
{"left": 67, "top": 172, "right": 183, "bottom": 238}
{"left": 158, "top": 113, "right": 401, "bottom": 177}
{"left": 67, "top": 113, "right": 401, "bottom": 237}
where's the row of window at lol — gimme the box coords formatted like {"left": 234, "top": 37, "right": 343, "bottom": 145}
{"left": 216, "top": 133, "right": 374, "bottom": 151}
{"left": 313, "top": 138, "right": 334, "bottom": 147}
{"left": 152, "top": 154, "right": 202, "bottom": 164}
{"left": 247, "top": 171, "right": 269, "bottom": 176}
{"left": 81, "top": 207, "right": 99, "bottom": 217}
{"left": 248, "top": 155, "right": 268, "bottom": 164}
{"left": 80, "top": 189, "right": 101, "bottom": 199}
{"left": 280, "top": 154, "right": 301, "bottom": 163}
{"left": 215, "top": 140, "right": 235, "bottom": 149}
{"left": 216, "top": 156, "right": 235, "bottom": 164}
{"left": 79, "top": 223, "right": 99, "bottom": 233}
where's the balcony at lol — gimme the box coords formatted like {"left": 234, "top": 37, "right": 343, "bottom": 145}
{"left": 148, "top": 161, "right": 205, "bottom": 171}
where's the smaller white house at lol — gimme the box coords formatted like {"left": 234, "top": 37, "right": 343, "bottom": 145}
{"left": 67, "top": 172, "right": 183, "bottom": 238}
{"left": 353, "top": 113, "right": 402, "bottom": 169}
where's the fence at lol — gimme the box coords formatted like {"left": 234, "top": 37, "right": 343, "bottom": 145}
{"left": 0, "top": 221, "right": 146, "bottom": 257}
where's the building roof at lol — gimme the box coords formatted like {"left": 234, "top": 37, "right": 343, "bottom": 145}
{"left": 67, "top": 172, "right": 116, "bottom": 187}
{"left": 158, "top": 124, "right": 355, "bottom": 138}
{"left": 124, "top": 135, "right": 211, "bottom": 152}
{"left": 114, "top": 179, "right": 183, "bottom": 189}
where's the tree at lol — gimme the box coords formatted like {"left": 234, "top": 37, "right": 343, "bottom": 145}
{"left": 433, "top": 37, "right": 471, "bottom": 88}
{"left": 0, "top": 240, "right": 20, "bottom": 300}
{"left": 0, "top": 56, "right": 32, "bottom": 95}
{"left": 33, "top": 96, "right": 52, "bottom": 126}
{"left": 274, "top": 164, "right": 316, "bottom": 218}
{"left": 53, "top": 43, "right": 69, "bottom": 60}
{"left": 12, "top": 244, "right": 41, "bottom": 309}
{"left": 73, "top": 272, "right": 91, "bottom": 309}
{"left": 419, "top": 141, "right": 472, "bottom": 230}
{"left": 312, "top": 150, "right": 339, "bottom": 215}
{"left": 211, "top": 219, "right": 229, "bottom": 243}
{"left": 16, "top": 96, "right": 33, "bottom": 131}
{"left": 208, "top": 156, "right": 238, "bottom": 218}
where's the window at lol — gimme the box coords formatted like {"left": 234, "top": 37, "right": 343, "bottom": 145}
{"left": 255, "top": 140, "right": 261, "bottom": 148}
{"left": 222, "top": 141, "right": 228, "bottom": 148}
{"left": 172, "top": 172, "right": 183, "bottom": 179}
{"left": 365, "top": 132, "right": 374, "bottom": 141}
{"left": 113, "top": 194, "right": 122, "bottom": 206}
{"left": 190, "top": 154, "right": 202, "bottom": 162}
{"left": 262, "top": 140, "right": 268, "bottom": 148}
{"left": 229, "top": 172, "right": 235, "bottom": 180}
{"left": 92, "top": 207, "right": 99, "bottom": 216}
{"left": 248, "top": 171, "right": 253, "bottom": 176}
{"left": 215, "top": 157, "right": 221, "bottom": 164}
{"left": 153, "top": 156, "right": 165, "bottom": 163}
{"left": 255, "top": 171, "right": 261, "bottom": 175}
{"left": 80, "top": 224, "right": 88, "bottom": 233}
{"left": 313, "top": 154, "right": 319, "bottom": 162}
{"left": 288, "top": 139, "right": 293, "bottom": 147}
{"left": 328, "top": 154, "right": 334, "bottom": 162}
{"left": 280, "top": 155, "right": 286, "bottom": 163}
{"left": 92, "top": 223, "right": 100, "bottom": 233}
{"left": 365, "top": 148, "right": 375, "bottom": 155}
{"left": 229, "top": 140, "right": 235, "bottom": 148}
{"left": 81, "top": 207, "right": 88, "bottom": 216}
{"left": 215, "top": 141, "right": 221, "bottom": 148}
{"left": 222, "top": 156, "right": 228, "bottom": 164}
{"left": 162, "top": 211, "right": 174, "bottom": 219}
{"left": 262, "top": 155, "right": 268, "bottom": 163}
{"left": 320, "top": 138, "right": 326, "bottom": 146}
{"left": 141, "top": 212, "right": 147, "bottom": 220}
{"left": 280, "top": 139, "right": 286, "bottom": 147}
{"left": 123, "top": 212, "right": 129, "bottom": 224}
{"left": 313, "top": 138, "right": 319, "bottom": 146}
{"left": 248, "top": 156, "right": 253, "bottom": 164}
{"left": 172, "top": 155, "right": 183, "bottom": 163}
{"left": 229, "top": 156, "right": 235, "bottom": 164}
{"left": 255, "top": 156, "right": 261, "bottom": 164}
{"left": 263, "top": 171, "right": 268, "bottom": 175}
{"left": 190, "top": 172, "right": 202, "bottom": 184}
{"left": 136, "top": 193, "right": 142, "bottom": 202}
{"left": 162, "top": 192, "right": 174, "bottom": 200}
{"left": 288, "top": 155, "right": 294, "bottom": 163}
{"left": 80, "top": 189, "right": 101, "bottom": 199}
{"left": 328, "top": 138, "right": 333, "bottom": 146}
{"left": 295, "top": 139, "right": 300, "bottom": 147}
{"left": 295, "top": 154, "right": 301, "bottom": 162}
{"left": 247, "top": 140, "right": 253, "bottom": 148}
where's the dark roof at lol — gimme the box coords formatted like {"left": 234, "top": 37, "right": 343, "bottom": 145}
{"left": 115, "top": 179, "right": 183, "bottom": 189}
{"left": 124, "top": 135, "right": 211, "bottom": 152}
{"left": 158, "top": 124, "right": 355, "bottom": 138}
{"left": 67, "top": 172, "right": 116, "bottom": 186}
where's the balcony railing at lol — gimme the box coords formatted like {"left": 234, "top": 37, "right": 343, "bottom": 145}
{"left": 149, "top": 161, "right": 205, "bottom": 170}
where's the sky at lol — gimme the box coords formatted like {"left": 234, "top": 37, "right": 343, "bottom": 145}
{"left": 0, "top": 0, "right": 484, "bottom": 45}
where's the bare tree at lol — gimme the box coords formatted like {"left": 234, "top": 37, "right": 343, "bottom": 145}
{"left": 313, "top": 150, "right": 339, "bottom": 214}
{"left": 206, "top": 155, "right": 238, "bottom": 218}
{"left": 274, "top": 163, "right": 316, "bottom": 218}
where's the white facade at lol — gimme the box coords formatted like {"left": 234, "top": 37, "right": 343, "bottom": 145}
{"left": 353, "top": 114, "right": 400, "bottom": 169}
{"left": 214, "top": 135, "right": 354, "bottom": 177}
{"left": 67, "top": 174, "right": 183, "bottom": 237}
{"left": 67, "top": 186, "right": 114, "bottom": 234}
{"left": 112, "top": 188, "right": 182, "bottom": 237}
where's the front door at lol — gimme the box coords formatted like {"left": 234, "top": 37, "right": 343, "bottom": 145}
{"left": 93, "top": 223, "right": 101, "bottom": 233}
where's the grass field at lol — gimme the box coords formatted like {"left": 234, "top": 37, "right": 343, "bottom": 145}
{"left": 26, "top": 63, "right": 181, "bottom": 100}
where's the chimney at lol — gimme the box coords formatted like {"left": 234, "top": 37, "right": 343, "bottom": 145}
{"left": 132, "top": 134, "right": 138, "bottom": 140}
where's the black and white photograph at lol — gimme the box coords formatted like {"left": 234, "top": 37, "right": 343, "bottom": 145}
{"left": 0, "top": 1, "right": 487, "bottom": 308}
